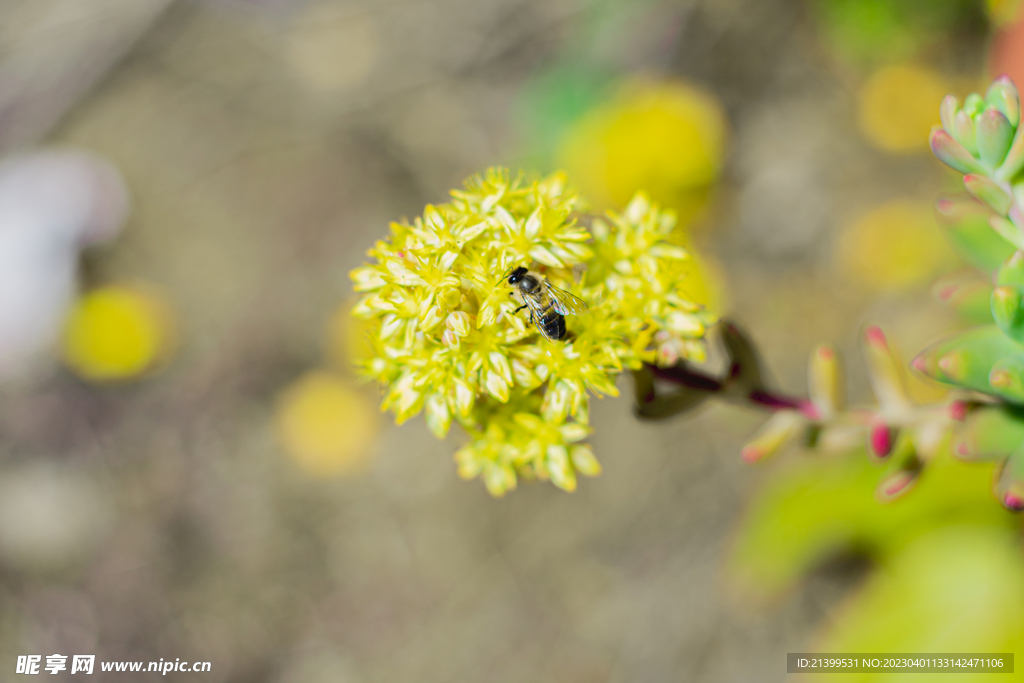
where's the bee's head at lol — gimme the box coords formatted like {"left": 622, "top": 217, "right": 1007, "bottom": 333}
{"left": 507, "top": 266, "right": 528, "bottom": 284}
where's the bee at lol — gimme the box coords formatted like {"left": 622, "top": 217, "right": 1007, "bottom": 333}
{"left": 500, "top": 266, "right": 588, "bottom": 341}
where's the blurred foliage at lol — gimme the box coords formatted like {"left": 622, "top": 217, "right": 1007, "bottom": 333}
{"left": 811, "top": 0, "right": 983, "bottom": 66}
{"left": 516, "top": 62, "right": 614, "bottom": 169}
{"left": 738, "top": 324, "right": 952, "bottom": 505}
{"left": 61, "top": 284, "right": 174, "bottom": 382}
{"left": 742, "top": 76, "right": 1024, "bottom": 513}
{"left": 988, "top": 0, "right": 1024, "bottom": 25}
{"left": 810, "top": 526, "right": 1024, "bottom": 682}
{"left": 729, "top": 446, "right": 1013, "bottom": 600}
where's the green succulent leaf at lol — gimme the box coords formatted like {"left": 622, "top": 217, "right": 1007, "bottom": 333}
{"left": 935, "top": 198, "right": 1016, "bottom": 273}
{"left": 952, "top": 110, "right": 979, "bottom": 156}
{"left": 991, "top": 285, "right": 1024, "bottom": 343}
{"left": 930, "top": 127, "right": 986, "bottom": 175}
{"left": 996, "top": 446, "right": 1024, "bottom": 511}
{"left": 964, "top": 92, "right": 986, "bottom": 117}
{"left": 976, "top": 109, "right": 1014, "bottom": 168}
{"left": 874, "top": 436, "right": 922, "bottom": 503}
{"left": 986, "top": 76, "right": 1021, "bottom": 129}
{"left": 952, "top": 404, "right": 1024, "bottom": 462}
{"left": 997, "top": 131, "right": 1024, "bottom": 182}
{"left": 963, "top": 173, "right": 1012, "bottom": 214}
{"left": 990, "top": 355, "right": 1024, "bottom": 402}
{"left": 912, "top": 325, "right": 1024, "bottom": 401}
{"left": 991, "top": 250, "right": 1024, "bottom": 340}
{"left": 932, "top": 272, "right": 993, "bottom": 324}
{"left": 939, "top": 94, "right": 959, "bottom": 132}
{"left": 996, "top": 249, "right": 1024, "bottom": 286}
{"left": 989, "top": 214, "right": 1024, "bottom": 250}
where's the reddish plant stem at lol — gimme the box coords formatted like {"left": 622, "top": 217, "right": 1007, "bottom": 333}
{"left": 646, "top": 363, "right": 815, "bottom": 417}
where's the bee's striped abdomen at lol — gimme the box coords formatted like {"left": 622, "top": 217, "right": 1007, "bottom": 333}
{"left": 539, "top": 309, "right": 566, "bottom": 340}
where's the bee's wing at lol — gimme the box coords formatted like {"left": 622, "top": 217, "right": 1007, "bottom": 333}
{"left": 544, "top": 281, "right": 589, "bottom": 315}
{"left": 519, "top": 288, "right": 549, "bottom": 319}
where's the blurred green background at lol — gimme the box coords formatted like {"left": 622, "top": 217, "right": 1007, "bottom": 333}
{"left": 0, "top": 0, "right": 1023, "bottom": 680}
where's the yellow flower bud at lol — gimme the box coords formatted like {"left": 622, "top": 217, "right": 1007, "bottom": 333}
{"left": 665, "top": 311, "right": 705, "bottom": 337}
{"left": 421, "top": 305, "right": 445, "bottom": 332}
{"left": 809, "top": 345, "right": 843, "bottom": 417}
{"left": 489, "top": 351, "right": 513, "bottom": 384}
{"left": 485, "top": 370, "right": 511, "bottom": 403}
{"left": 484, "top": 463, "right": 517, "bottom": 497}
{"left": 441, "top": 329, "right": 460, "bottom": 350}
{"left": 741, "top": 411, "right": 804, "bottom": 463}
{"left": 453, "top": 377, "right": 475, "bottom": 416}
{"left": 446, "top": 311, "right": 471, "bottom": 337}
{"left": 546, "top": 445, "right": 577, "bottom": 492}
{"left": 425, "top": 393, "right": 452, "bottom": 439}
{"left": 570, "top": 445, "right": 602, "bottom": 477}
{"left": 541, "top": 381, "right": 571, "bottom": 423}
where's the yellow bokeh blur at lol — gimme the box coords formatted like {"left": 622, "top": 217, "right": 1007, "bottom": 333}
{"left": 62, "top": 285, "right": 175, "bottom": 382}
{"left": 857, "top": 63, "right": 949, "bottom": 153}
{"left": 988, "top": 0, "right": 1024, "bottom": 26}
{"left": 674, "top": 247, "right": 726, "bottom": 313}
{"left": 557, "top": 78, "right": 727, "bottom": 222}
{"left": 326, "top": 299, "right": 375, "bottom": 369}
{"left": 837, "top": 200, "right": 957, "bottom": 291}
{"left": 275, "top": 371, "right": 378, "bottom": 477}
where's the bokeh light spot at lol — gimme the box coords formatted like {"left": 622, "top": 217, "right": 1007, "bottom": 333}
{"left": 557, "top": 78, "right": 727, "bottom": 220}
{"left": 838, "top": 200, "right": 957, "bottom": 290}
{"left": 857, "top": 63, "right": 949, "bottom": 153}
{"left": 275, "top": 371, "right": 378, "bottom": 477}
{"left": 62, "top": 285, "right": 174, "bottom": 382}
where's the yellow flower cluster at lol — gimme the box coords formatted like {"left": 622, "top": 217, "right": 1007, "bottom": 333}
{"left": 350, "top": 168, "right": 714, "bottom": 495}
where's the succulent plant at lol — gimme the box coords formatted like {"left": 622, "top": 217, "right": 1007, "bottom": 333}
{"left": 736, "top": 326, "right": 950, "bottom": 503}
{"left": 923, "top": 76, "right": 1024, "bottom": 511}
{"left": 715, "top": 76, "right": 1024, "bottom": 512}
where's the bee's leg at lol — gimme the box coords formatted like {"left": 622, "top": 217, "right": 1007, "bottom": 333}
{"left": 512, "top": 304, "right": 528, "bottom": 315}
